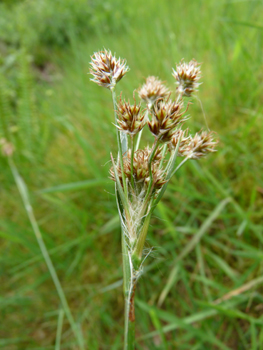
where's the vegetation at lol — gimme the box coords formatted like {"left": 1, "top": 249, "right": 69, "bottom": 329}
{"left": 0, "top": 0, "right": 263, "bottom": 349}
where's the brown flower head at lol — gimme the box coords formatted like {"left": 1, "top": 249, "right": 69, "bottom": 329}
{"left": 90, "top": 49, "right": 129, "bottom": 90}
{"left": 169, "top": 129, "right": 191, "bottom": 156}
{"left": 172, "top": 59, "right": 201, "bottom": 97}
{"left": 148, "top": 100, "right": 186, "bottom": 143}
{"left": 116, "top": 95, "right": 146, "bottom": 136}
{"left": 138, "top": 76, "right": 170, "bottom": 107}
{"left": 186, "top": 130, "right": 217, "bottom": 159}
{"left": 110, "top": 146, "right": 166, "bottom": 191}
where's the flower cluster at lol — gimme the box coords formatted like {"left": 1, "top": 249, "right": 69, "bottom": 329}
{"left": 90, "top": 49, "right": 217, "bottom": 273}
{"left": 90, "top": 50, "right": 218, "bottom": 344}
{"left": 110, "top": 146, "right": 166, "bottom": 192}
{"left": 148, "top": 100, "right": 186, "bottom": 143}
{"left": 116, "top": 96, "right": 146, "bottom": 136}
{"left": 90, "top": 49, "right": 129, "bottom": 90}
{"left": 172, "top": 59, "right": 201, "bottom": 97}
{"left": 169, "top": 129, "right": 217, "bottom": 159}
{"left": 138, "top": 76, "right": 169, "bottom": 107}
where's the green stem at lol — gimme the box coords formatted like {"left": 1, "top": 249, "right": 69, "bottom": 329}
{"left": 8, "top": 158, "right": 85, "bottom": 350}
{"left": 112, "top": 88, "right": 128, "bottom": 198}
{"left": 170, "top": 156, "right": 189, "bottom": 178}
{"left": 124, "top": 279, "right": 136, "bottom": 350}
{"left": 127, "top": 320, "right": 135, "bottom": 350}
{"left": 135, "top": 129, "right": 142, "bottom": 152}
{"left": 111, "top": 153, "right": 129, "bottom": 212}
{"left": 144, "top": 138, "right": 159, "bottom": 202}
{"left": 130, "top": 135, "right": 135, "bottom": 190}
{"left": 135, "top": 109, "right": 148, "bottom": 151}
{"left": 122, "top": 229, "right": 131, "bottom": 349}
{"left": 116, "top": 189, "right": 135, "bottom": 350}
{"left": 133, "top": 205, "right": 152, "bottom": 262}
{"left": 159, "top": 144, "right": 167, "bottom": 169}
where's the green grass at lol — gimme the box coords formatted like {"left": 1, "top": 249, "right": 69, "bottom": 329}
{"left": 1, "top": 0, "right": 263, "bottom": 349}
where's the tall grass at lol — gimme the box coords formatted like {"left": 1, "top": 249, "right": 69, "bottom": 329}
{"left": 0, "top": 0, "right": 263, "bottom": 349}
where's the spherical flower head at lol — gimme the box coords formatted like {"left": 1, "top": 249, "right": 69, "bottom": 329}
{"left": 169, "top": 129, "right": 191, "bottom": 156}
{"left": 148, "top": 100, "right": 186, "bottom": 143}
{"left": 90, "top": 49, "right": 129, "bottom": 90}
{"left": 172, "top": 59, "right": 201, "bottom": 97}
{"left": 138, "top": 76, "right": 170, "bottom": 108}
{"left": 116, "top": 95, "right": 146, "bottom": 136}
{"left": 187, "top": 130, "right": 218, "bottom": 159}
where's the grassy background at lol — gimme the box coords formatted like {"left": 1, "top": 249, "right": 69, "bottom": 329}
{"left": 1, "top": 0, "right": 263, "bottom": 349}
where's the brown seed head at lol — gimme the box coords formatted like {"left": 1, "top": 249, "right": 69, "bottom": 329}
{"left": 187, "top": 130, "right": 217, "bottom": 159}
{"left": 110, "top": 146, "right": 166, "bottom": 191}
{"left": 148, "top": 100, "right": 186, "bottom": 143}
{"left": 116, "top": 95, "right": 146, "bottom": 135}
{"left": 90, "top": 49, "right": 129, "bottom": 90}
{"left": 138, "top": 76, "right": 170, "bottom": 107}
{"left": 169, "top": 129, "right": 191, "bottom": 156}
{"left": 172, "top": 59, "right": 201, "bottom": 97}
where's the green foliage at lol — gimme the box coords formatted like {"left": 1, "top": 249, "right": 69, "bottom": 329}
{"left": 1, "top": 0, "right": 263, "bottom": 349}
{"left": 0, "top": 0, "right": 133, "bottom": 64}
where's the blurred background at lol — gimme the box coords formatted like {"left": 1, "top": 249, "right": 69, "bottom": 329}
{"left": 0, "top": 0, "right": 263, "bottom": 349}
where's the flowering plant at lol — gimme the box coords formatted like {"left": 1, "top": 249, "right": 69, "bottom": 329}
{"left": 90, "top": 49, "right": 217, "bottom": 349}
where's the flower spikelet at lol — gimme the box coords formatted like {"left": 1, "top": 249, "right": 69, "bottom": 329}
{"left": 172, "top": 59, "right": 201, "bottom": 97}
{"left": 169, "top": 129, "right": 191, "bottom": 157}
{"left": 116, "top": 95, "right": 146, "bottom": 135}
{"left": 109, "top": 146, "right": 166, "bottom": 191}
{"left": 138, "top": 76, "right": 170, "bottom": 107}
{"left": 90, "top": 49, "right": 129, "bottom": 90}
{"left": 148, "top": 100, "right": 186, "bottom": 143}
{"left": 187, "top": 131, "right": 217, "bottom": 159}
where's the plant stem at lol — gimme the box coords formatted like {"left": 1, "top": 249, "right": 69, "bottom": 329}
{"left": 153, "top": 133, "right": 183, "bottom": 207}
{"left": 124, "top": 270, "right": 137, "bottom": 350}
{"left": 8, "top": 158, "right": 85, "bottom": 350}
{"left": 111, "top": 88, "right": 128, "bottom": 198}
{"left": 133, "top": 206, "right": 152, "bottom": 261}
{"left": 116, "top": 188, "right": 135, "bottom": 350}
{"left": 170, "top": 156, "right": 189, "bottom": 178}
{"left": 127, "top": 282, "right": 136, "bottom": 350}
{"left": 123, "top": 247, "right": 136, "bottom": 350}
{"left": 144, "top": 138, "right": 159, "bottom": 202}
{"left": 130, "top": 135, "right": 135, "bottom": 189}
{"left": 135, "top": 129, "right": 142, "bottom": 151}
{"left": 135, "top": 109, "right": 148, "bottom": 151}
{"left": 159, "top": 144, "right": 167, "bottom": 169}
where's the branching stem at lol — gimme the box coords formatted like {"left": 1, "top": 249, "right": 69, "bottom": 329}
{"left": 112, "top": 88, "right": 128, "bottom": 199}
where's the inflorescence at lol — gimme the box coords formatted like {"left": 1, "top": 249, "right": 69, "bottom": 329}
{"left": 90, "top": 48, "right": 217, "bottom": 263}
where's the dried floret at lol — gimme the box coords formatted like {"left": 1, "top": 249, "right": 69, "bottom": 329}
{"left": 110, "top": 147, "right": 166, "bottom": 191}
{"left": 148, "top": 100, "right": 186, "bottom": 143}
{"left": 172, "top": 59, "right": 201, "bottom": 97}
{"left": 116, "top": 95, "right": 146, "bottom": 135}
{"left": 138, "top": 76, "right": 170, "bottom": 107}
{"left": 90, "top": 49, "right": 129, "bottom": 90}
{"left": 169, "top": 129, "right": 191, "bottom": 156}
{"left": 187, "top": 131, "right": 217, "bottom": 159}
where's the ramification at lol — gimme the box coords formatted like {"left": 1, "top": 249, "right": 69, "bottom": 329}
{"left": 90, "top": 49, "right": 217, "bottom": 349}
